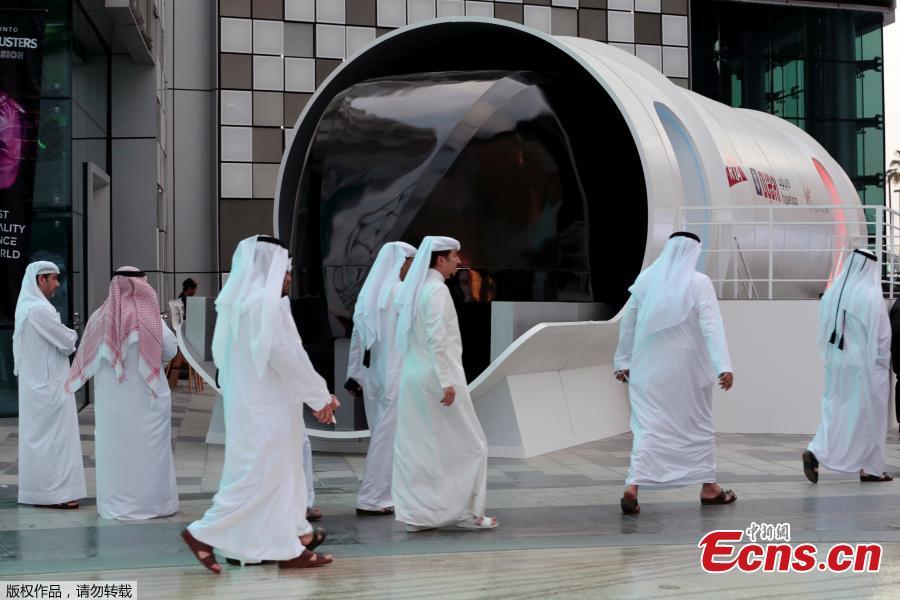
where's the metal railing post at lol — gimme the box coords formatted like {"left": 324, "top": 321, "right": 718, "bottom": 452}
{"left": 734, "top": 235, "right": 741, "bottom": 298}
{"left": 876, "top": 207, "right": 884, "bottom": 294}
{"left": 768, "top": 205, "right": 774, "bottom": 300}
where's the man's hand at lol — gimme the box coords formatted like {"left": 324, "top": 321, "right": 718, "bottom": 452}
{"left": 441, "top": 386, "right": 456, "bottom": 407}
{"left": 718, "top": 372, "right": 734, "bottom": 391}
{"left": 313, "top": 405, "right": 333, "bottom": 424}
{"left": 313, "top": 395, "right": 341, "bottom": 424}
{"left": 615, "top": 369, "right": 630, "bottom": 383}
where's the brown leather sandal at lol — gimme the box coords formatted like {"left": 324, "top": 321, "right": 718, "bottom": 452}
{"left": 701, "top": 489, "right": 737, "bottom": 505}
{"left": 278, "top": 549, "right": 333, "bottom": 569}
{"left": 180, "top": 528, "right": 222, "bottom": 574}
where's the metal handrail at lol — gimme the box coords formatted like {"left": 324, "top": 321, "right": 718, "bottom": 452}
{"left": 678, "top": 203, "right": 899, "bottom": 300}
{"left": 731, "top": 236, "right": 758, "bottom": 299}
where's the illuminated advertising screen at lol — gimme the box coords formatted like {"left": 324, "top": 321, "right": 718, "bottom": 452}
{"left": 0, "top": 9, "right": 45, "bottom": 321}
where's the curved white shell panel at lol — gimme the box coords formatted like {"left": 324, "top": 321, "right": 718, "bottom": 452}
{"left": 276, "top": 17, "right": 864, "bottom": 299}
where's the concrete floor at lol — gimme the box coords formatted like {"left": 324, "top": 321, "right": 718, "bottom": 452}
{"left": 1, "top": 388, "right": 899, "bottom": 598}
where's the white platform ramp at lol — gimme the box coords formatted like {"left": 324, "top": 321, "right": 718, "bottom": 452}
{"left": 175, "top": 300, "right": 371, "bottom": 444}
{"left": 470, "top": 300, "right": 895, "bottom": 460}
{"left": 469, "top": 319, "right": 631, "bottom": 459}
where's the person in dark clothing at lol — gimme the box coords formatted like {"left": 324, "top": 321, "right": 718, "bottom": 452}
{"left": 179, "top": 278, "right": 198, "bottom": 313}
{"left": 168, "top": 278, "right": 198, "bottom": 388}
{"left": 890, "top": 298, "right": 900, "bottom": 429}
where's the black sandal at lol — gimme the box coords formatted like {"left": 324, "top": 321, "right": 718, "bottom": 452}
{"left": 860, "top": 472, "right": 893, "bottom": 482}
{"left": 620, "top": 496, "right": 640, "bottom": 515}
{"left": 356, "top": 507, "right": 394, "bottom": 516}
{"left": 802, "top": 450, "right": 819, "bottom": 483}
{"left": 34, "top": 501, "right": 79, "bottom": 509}
{"left": 306, "top": 507, "right": 323, "bottom": 522}
{"left": 224, "top": 558, "right": 275, "bottom": 566}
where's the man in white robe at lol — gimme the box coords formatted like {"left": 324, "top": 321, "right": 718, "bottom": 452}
{"left": 393, "top": 236, "right": 497, "bottom": 532}
{"left": 65, "top": 267, "right": 178, "bottom": 520}
{"left": 303, "top": 434, "right": 320, "bottom": 522}
{"left": 804, "top": 248, "right": 893, "bottom": 483}
{"left": 14, "top": 261, "right": 85, "bottom": 508}
{"left": 347, "top": 241, "right": 416, "bottom": 516}
{"left": 182, "top": 235, "right": 339, "bottom": 572}
{"left": 613, "top": 232, "right": 735, "bottom": 515}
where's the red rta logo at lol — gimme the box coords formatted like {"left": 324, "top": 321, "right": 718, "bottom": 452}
{"left": 726, "top": 165, "right": 747, "bottom": 187}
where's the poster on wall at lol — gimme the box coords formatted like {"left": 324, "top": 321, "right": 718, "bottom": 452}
{"left": 0, "top": 10, "right": 45, "bottom": 323}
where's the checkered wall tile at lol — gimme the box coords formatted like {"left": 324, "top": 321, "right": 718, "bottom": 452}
{"left": 217, "top": 0, "right": 690, "bottom": 260}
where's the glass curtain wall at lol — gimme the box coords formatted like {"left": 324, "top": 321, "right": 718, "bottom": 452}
{"left": 691, "top": 1, "right": 885, "bottom": 214}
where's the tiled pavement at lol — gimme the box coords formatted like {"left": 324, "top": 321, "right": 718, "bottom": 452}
{"left": 2, "top": 388, "right": 900, "bottom": 596}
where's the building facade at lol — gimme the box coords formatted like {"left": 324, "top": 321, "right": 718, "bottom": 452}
{"left": 216, "top": 0, "right": 891, "bottom": 269}
{"left": 0, "top": 0, "right": 892, "bottom": 414}
{"left": 0, "top": 0, "right": 217, "bottom": 416}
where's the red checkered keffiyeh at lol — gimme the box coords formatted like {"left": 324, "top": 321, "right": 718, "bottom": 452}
{"left": 65, "top": 268, "right": 163, "bottom": 398}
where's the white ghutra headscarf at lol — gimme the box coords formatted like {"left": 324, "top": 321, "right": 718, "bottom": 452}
{"left": 352, "top": 241, "right": 417, "bottom": 351}
{"left": 13, "top": 261, "right": 60, "bottom": 375}
{"left": 394, "top": 235, "right": 460, "bottom": 354}
{"left": 213, "top": 235, "right": 291, "bottom": 378}
{"left": 628, "top": 232, "right": 702, "bottom": 341}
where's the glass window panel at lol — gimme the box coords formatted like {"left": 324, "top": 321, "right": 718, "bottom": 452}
{"left": 0, "top": 330, "right": 17, "bottom": 417}
{"left": 33, "top": 99, "right": 72, "bottom": 210}
{"left": 29, "top": 214, "right": 73, "bottom": 324}
{"left": 41, "top": 20, "right": 72, "bottom": 98}
{"left": 691, "top": 0, "right": 885, "bottom": 218}
{"left": 863, "top": 127, "right": 884, "bottom": 175}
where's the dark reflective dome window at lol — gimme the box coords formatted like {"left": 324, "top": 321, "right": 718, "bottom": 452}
{"left": 280, "top": 22, "right": 647, "bottom": 382}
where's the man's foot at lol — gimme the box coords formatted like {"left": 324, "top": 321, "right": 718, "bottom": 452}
{"left": 356, "top": 507, "right": 394, "bottom": 516}
{"left": 405, "top": 524, "right": 438, "bottom": 533}
{"left": 802, "top": 450, "right": 819, "bottom": 483}
{"left": 860, "top": 472, "right": 894, "bottom": 482}
{"left": 306, "top": 507, "right": 323, "bottom": 522}
{"left": 620, "top": 485, "right": 640, "bottom": 515}
{"left": 700, "top": 483, "right": 737, "bottom": 505}
{"left": 454, "top": 516, "right": 498, "bottom": 530}
{"left": 180, "top": 528, "right": 221, "bottom": 574}
{"left": 300, "top": 528, "right": 327, "bottom": 552}
{"left": 277, "top": 549, "right": 333, "bottom": 569}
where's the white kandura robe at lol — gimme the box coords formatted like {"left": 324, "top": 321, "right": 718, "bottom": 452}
{"left": 394, "top": 269, "right": 488, "bottom": 527}
{"left": 614, "top": 272, "right": 732, "bottom": 487}
{"left": 94, "top": 317, "right": 178, "bottom": 520}
{"left": 303, "top": 431, "right": 314, "bottom": 507}
{"left": 17, "top": 306, "right": 86, "bottom": 505}
{"left": 807, "top": 307, "right": 891, "bottom": 475}
{"left": 189, "top": 299, "right": 330, "bottom": 562}
{"left": 349, "top": 281, "right": 403, "bottom": 511}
